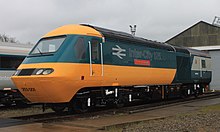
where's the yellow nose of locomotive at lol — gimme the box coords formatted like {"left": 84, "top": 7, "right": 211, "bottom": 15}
{"left": 12, "top": 63, "right": 89, "bottom": 103}
{"left": 11, "top": 24, "right": 104, "bottom": 104}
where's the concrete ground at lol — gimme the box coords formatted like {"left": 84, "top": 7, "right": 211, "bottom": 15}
{"left": 0, "top": 97, "right": 220, "bottom": 132}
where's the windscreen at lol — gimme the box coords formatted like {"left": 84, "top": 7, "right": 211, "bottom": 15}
{"left": 30, "top": 36, "right": 66, "bottom": 55}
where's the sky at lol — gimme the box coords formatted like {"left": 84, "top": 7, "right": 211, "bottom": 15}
{"left": 0, "top": 0, "right": 219, "bottom": 44}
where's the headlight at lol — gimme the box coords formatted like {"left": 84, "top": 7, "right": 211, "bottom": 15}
{"left": 33, "top": 68, "right": 54, "bottom": 75}
{"left": 36, "top": 69, "right": 44, "bottom": 75}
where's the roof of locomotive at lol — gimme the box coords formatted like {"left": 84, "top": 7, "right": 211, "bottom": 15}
{"left": 43, "top": 25, "right": 103, "bottom": 38}
{"left": 84, "top": 24, "right": 176, "bottom": 52}
{"left": 83, "top": 25, "right": 191, "bottom": 54}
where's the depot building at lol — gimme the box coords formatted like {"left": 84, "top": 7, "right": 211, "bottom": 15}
{"left": 166, "top": 20, "right": 220, "bottom": 90}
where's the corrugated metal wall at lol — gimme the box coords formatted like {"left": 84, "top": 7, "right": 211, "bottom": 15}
{"left": 209, "top": 51, "right": 220, "bottom": 90}
{"left": 166, "top": 21, "right": 220, "bottom": 47}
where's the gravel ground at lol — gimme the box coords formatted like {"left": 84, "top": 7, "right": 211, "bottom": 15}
{"left": 107, "top": 104, "right": 220, "bottom": 132}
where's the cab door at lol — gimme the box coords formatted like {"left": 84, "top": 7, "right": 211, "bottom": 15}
{"left": 88, "top": 38, "right": 104, "bottom": 79}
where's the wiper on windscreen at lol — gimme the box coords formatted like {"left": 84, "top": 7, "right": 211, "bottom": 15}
{"left": 36, "top": 47, "right": 43, "bottom": 55}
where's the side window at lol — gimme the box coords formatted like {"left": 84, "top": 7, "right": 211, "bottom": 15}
{"left": 91, "top": 39, "right": 100, "bottom": 63}
{"left": 74, "top": 37, "right": 86, "bottom": 60}
{"left": 202, "top": 60, "right": 206, "bottom": 68}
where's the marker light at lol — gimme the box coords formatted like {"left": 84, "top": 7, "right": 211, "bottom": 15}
{"left": 42, "top": 69, "right": 54, "bottom": 75}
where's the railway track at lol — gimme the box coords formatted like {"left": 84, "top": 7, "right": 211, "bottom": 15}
{"left": 0, "top": 103, "right": 39, "bottom": 110}
{"left": 127, "top": 91, "right": 220, "bottom": 114}
{"left": 1, "top": 91, "right": 219, "bottom": 128}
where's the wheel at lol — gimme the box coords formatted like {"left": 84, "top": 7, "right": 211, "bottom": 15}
{"left": 51, "top": 104, "right": 66, "bottom": 113}
{"left": 72, "top": 98, "right": 89, "bottom": 113}
{"left": 114, "top": 98, "right": 125, "bottom": 108}
{"left": 15, "top": 100, "right": 28, "bottom": 107}
{"left": 194, "top": 90, "right": 199, "bottom": 98}
{"left": 2, "top": 103, "right": 12, "bottom": 107}
{"left": 115, "top": 102, "right": 124, "bottom": 108}
{"left": 180, "top": 89, "right": 187, "bottom": 99}
{"left": 2, "top": 99, "right": 13, "bottom": 107}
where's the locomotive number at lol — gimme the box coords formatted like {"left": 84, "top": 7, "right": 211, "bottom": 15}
{"left": 21, "top": 88, "right": 36, "bottom": 92}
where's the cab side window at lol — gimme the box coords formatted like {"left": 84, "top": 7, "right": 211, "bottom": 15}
{"left": 91, "top": 39, "right": 100, "bottom": 63}
{"left": 74, "top": 37, "right": 86, "bottom": 61}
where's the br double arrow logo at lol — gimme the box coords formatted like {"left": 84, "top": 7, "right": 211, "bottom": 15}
{"left": 112, "top": 45, "right": 126, "bottom": 59}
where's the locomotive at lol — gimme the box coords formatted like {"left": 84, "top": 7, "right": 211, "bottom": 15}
{"left": 11, "top": 24, "right": 211, "bottom": 113}
{"left": 0, "top": 42, "right": 31, "bottom": 106}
